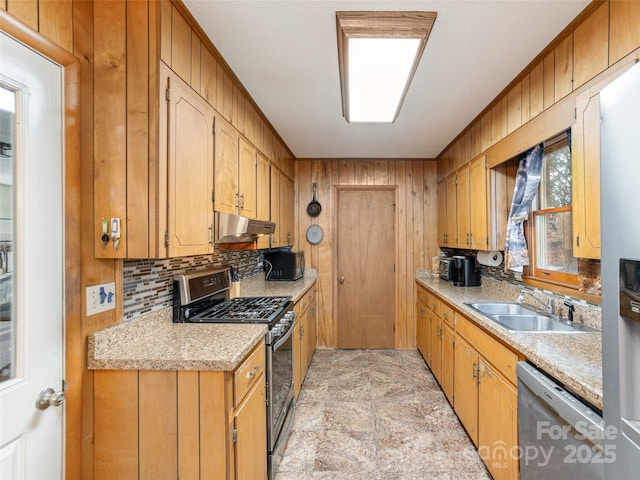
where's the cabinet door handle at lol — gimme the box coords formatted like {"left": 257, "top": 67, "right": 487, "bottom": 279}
{"left": 246, "top": 365, "right": 260, "bottom": 379}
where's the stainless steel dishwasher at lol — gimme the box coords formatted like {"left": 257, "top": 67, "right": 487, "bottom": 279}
{"left": 517, "top": 362, "right": 606, "bottom": 479}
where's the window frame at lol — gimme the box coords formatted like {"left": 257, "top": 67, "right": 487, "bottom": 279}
{"left": 524, "top": 132, "right": 579, "bottom": 289}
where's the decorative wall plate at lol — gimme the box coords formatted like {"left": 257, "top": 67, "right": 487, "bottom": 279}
{"left": 306, "top": 224, "right": 324, "bottom": 244}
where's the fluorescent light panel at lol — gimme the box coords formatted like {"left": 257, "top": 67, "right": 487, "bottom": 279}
{"left": 336, "top": 11, "right": 437, "bottom": 124}
{"left": 348, "top": 37, "right": 421, "bottom": 123}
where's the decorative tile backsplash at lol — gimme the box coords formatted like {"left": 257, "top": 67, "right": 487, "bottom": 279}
{"left": 123, "top": 247, "right": 263, "bottom": 321}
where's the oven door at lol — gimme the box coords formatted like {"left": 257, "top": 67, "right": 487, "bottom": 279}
{"left": 266, "top": 313, "right": 295, "bottom": 479}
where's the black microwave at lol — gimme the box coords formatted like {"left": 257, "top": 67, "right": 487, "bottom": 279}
{"left": 264, "top": 251, "right": 305, "bottom": 281}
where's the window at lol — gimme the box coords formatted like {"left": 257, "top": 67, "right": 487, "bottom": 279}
{"left": 528, "top": 133, "right": 578, "bottom": 286}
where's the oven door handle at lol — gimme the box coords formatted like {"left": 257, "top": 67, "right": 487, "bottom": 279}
{"left": 272, "top": 318, "right": 295, "bottom": 350}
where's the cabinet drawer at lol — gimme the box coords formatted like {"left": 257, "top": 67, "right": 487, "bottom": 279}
{"left": 430, "top": 295, "right": 441, "bottom": 316}
{"left": 234, "top": 342, "right": 266, "bottom": 406}
{"left": 301, "top": 287, "right": 316, "bottom": 313}
{"left": 455, "top": 313, "right": 518, "bottom": 384}
{"left": 440, "top": 302, "right": 454, "bottom": 327}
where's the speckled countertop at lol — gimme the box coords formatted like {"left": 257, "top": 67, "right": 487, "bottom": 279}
{"left": 88, "top": 271, "right": 317, "bottom": 372}
{"left": 416, "top": 274, "right": 603, "bottom": 410}
{"left": 237, "top": 269, "right": 317, "bottom": 302}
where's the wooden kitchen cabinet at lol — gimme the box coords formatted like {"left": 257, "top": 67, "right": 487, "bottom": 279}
{"left": 468, "top": 155, "right": 489, "bottom": 250}
{"left": 270, "top": 167, "right": 281, "bottom": 247}
{"left": 453, "top": 157, "right": 488, "bottom": 251}
{"left": 280, "top": 175, "right": 295, "bottom": 247}
{"left": 437, "top": 181, "right": 448, "bottom": 246}
{"left": 456, "top": 165, "right": 470, "bottom": 248}
{"left": 234, "top": 375, "right": 268, "bottom": 480}
{"left": 256, "top": 153, "right": 271, "bottom": 249}
{"left": 93, "top": 342, "right": 267, "bottom": 480}
{"left": 215, "top": 135, "right": 258, "bottom": 219}
{"left": 454, "top": 333, "right": 480, "bottom": 445}
{"left": 294, "top": 287, "right": 317, "bottom": 397}
{"left": 92, "top": 1, "right": 293, "bottom": 258}
{"left": 163, "top": 64, "right": 215, "bottom": 257}
{"left": 478, "top": 358, "right": 518, "bottom": 480}
{"left": 455, "top": 312, "right": 519, "bottom": 480}
{"left": 416, "top": 287, "right": 431, "bottom": 364}
{"left": 445, "top": 174, "right": 457, "bottom": 247}
{"left": 440, "top": 322, "right": 454, "bottom": 406}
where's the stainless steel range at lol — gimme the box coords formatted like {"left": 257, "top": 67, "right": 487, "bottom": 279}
{"left": 172, "top": 267, "right": 295, "bottom": 480}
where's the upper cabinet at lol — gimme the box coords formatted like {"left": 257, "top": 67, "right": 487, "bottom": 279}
{"left": 163, "top": 65, "right": 215, "bottom": 257}
{"left": 92, "top": 0, "right": 295, "bottom": 258}
{"left": 215, "top": 134, "right": 258, "bottom": 218}
{"left": 438, "top": 158, "right": 488, "bottom": 251}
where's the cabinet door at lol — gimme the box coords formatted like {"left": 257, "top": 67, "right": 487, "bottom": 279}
{"left": 306, "top": 302, "right": 317, "bottom": 371}
{"left": 430, "top": 315, "right": 442, "bottom": 382}
{"left": 469, "top": 155, "right": 488, "bottom": 250}
{"left": 478, "top": 360, "right": 518, "bottom": 480}
{"left": 234, "top": 375, "right": 267, "bottom": 480}
{"left": 441, "top": 323, "right": 454, "bottom": 406}
{"left": 456, "top": 166, "right": 470, "bottom": 248}
{"left": 437, "top": 180, "right": 447, "bottom": 246}
{"left": 270, "top": 167, "right": 280, "bottom": 247}
{"left": 256, "top": 153, "right": 270, "bottom": 249}
{"left": 572, "top": 91, "right": 601, "bottom": 259}
{"left": 416, "top": 299, "right": 427, "bottom": 357}
{"left": 214, "top": 114, "right": 239, "bottom": 214}
{"left": 166, "top": 69, "right": 214, "bottom": 257}
{"left": 445, "top": 174, "right": 457, "bottom": 247}
{"left": 454, "top": 334, "right": 479, "bottom": 446}
{"left": 238, "top": 137, "right": 257, "bottom": 219}
{"left": 280, "top": 176, "right": 295, "bottom": 246}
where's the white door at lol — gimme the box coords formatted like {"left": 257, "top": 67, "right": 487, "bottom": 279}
{"left": 0, "top": 32, "right": 65, "bottom": 479}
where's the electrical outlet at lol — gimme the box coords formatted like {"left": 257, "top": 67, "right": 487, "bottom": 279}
{"left": 86, "top": 282, "right": 116, "bottom": 316}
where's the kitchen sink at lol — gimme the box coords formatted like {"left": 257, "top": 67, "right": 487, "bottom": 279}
{"left": 467, "top": 302, "right": 536, "bottom": 316}
{"left": 491, "top": 314, "right": 577, "bottom": 332}
{"left": 465, "top": 302, "right": 599, "bottom": 333}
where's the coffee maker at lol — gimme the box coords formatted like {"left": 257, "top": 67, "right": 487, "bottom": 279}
{"left": 451, "top": 255, "right": 482, "bottom": 287}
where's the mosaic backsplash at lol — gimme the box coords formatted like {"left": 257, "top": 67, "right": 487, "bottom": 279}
{"left": 123, "top": 247, "right": 263, "bottom": 321}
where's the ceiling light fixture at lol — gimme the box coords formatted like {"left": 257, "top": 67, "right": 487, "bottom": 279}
{"left": 336, "top": 11, "right": 437, "bottom": 124}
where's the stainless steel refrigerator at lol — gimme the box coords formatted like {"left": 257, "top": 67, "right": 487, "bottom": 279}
{"left": 601, "top": 61, "right": 640, "bottom": 478}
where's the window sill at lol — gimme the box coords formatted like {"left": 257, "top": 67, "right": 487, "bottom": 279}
{"left": 523, "top": 276, "right": 601, "bottom": 305}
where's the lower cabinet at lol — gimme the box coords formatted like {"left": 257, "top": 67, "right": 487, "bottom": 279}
{"left": 294, "top": 286, "right": 317, "bottom": 397}
{"left": 415, "top": 282, "right": 520, "bottom": 480}
{"left": 93, "top": 342, "right": 267, "bottom": 480}
{"left": 455, "top": 313, "right": 519, "bottom": 480}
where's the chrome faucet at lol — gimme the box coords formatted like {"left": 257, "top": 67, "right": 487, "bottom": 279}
{"left": 517, "top": 289, "right": 554, "bottom": 314}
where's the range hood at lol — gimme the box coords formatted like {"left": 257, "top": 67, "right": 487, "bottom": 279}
{"left": 214, "top": 211, "right": 276, "bottom": 244}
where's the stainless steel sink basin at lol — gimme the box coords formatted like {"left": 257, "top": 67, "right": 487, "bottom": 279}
{"left": 464, "top": 302, "right": 599, "bottom": 333}
{"left": 467, "top": 302, "right": 536, "bottom": 316}
{"left": 492, "top": 314, "right": 577, "bottom": 332}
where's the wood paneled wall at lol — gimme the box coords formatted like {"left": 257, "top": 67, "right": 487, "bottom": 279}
{"left": 295, "top": 159, "right": 438, "bottom": 349}
{"left": 437, "top": 0, "right": 640, "bottom": 178}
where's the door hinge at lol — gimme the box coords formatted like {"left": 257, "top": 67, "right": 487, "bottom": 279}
{"left": 485, "top": 159, "right": 488, "bottom": 169}
{"left": 452, "top": 393, "right": 455, "bottom": 402}
{"left": 574, "top": 107, "right": 577, "bottom": 120}
{"left": 232, "top": 428, "right": 237, "bottom": 444}
{"left": 576, "top": 235, "right": 580, "bottom": 247}
{"left": 212, "top": 189, "right": 215, "bottom": 203}
{"left": 164, "top": 231, "right": 170, "bottom": 247}
{"left": 165, "top": 83, "right": 170, "bottom": 102}
{"left": 212, "top": 116, "right": 216, "bottom": 135}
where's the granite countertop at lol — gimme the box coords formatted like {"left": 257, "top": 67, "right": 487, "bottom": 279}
{"left": 416, "top": 274, "right": 603, "bottom": 410}
{"left": 238, "top": 270, "right": 317, "bottom": 303}
{"left": 88, "top": 271, "right": 317, "bottom": 372}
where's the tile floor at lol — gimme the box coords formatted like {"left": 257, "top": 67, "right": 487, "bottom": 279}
{"left": 276, "top": 349, "right": 492, "bottom": 479}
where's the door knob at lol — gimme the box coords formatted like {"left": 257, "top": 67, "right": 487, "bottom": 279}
{"left": 339, "top": 276, "right": 345, "bottom": 284}
{"left": 36, "top": 387, "right": 65, "bottom": 410}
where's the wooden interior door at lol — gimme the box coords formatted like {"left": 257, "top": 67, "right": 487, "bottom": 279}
{"left": 337, "top": 188, "right": 395, "bottom": 348}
